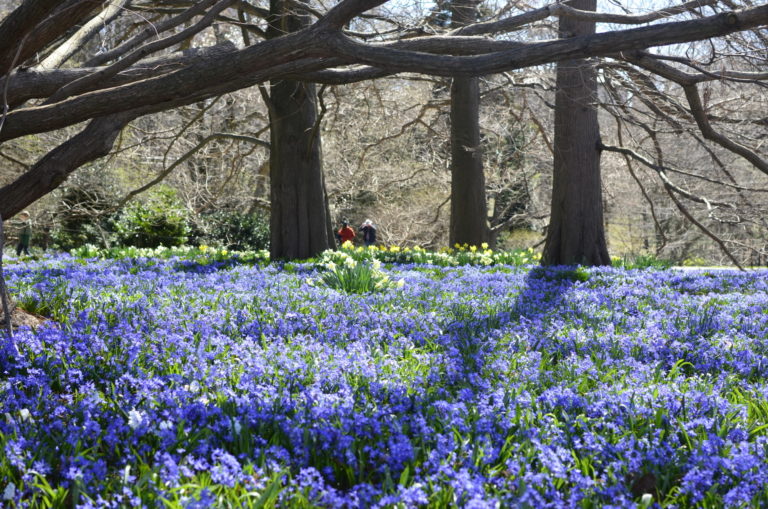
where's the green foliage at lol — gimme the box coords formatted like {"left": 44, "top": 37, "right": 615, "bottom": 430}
{"left": 529, "top": 265, "right": 590, "bottom": 282}
{"left": 682, "top": 256, "right": 708, "bottom": 267}
{"left": 113, "top": 190, "right": 189, "bottom": 248}
{"left": 613, "top": 253, "right": 674, "bottom": 270}
{"left": 192, "top": 210, "right": 270, "bottom": 251}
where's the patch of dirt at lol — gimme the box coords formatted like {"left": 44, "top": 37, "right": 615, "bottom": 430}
{"left": 1, "top": 307, "right": 49, "bottom": 330}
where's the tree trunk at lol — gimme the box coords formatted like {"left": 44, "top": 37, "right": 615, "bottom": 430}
{"left": 267, "top": 0, "right": 333, "bottom": 260}
{"left": 449, "top": 0, "right": 489, "bottom": 248}
{"left": 0, "top": 215, "right": 15, "bottom": 338}
{"left": 542, "top": 0, "right": 610, "bottom": 266}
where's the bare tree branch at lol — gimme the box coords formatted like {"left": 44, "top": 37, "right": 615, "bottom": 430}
{"left": 1, "top": 4, "right": 764, "bottom": 144}
{"left": 38, "top": 0, "right": 132, "bottom": 70}
{"left": 665, "top": 186, "right": 744, "bottom": 269}
{"left": 682, "top": 83, "right": 768, "bottom": 175}
{"left": 85, "top": 0, "right": 223, "bottom": 67}
{"left": 47, "top": 0, "right": 237, "bottom": 104}
{"left": 599, "top": 142, "right": 736, "bottom": 208}
{"left": 116, "top": 132, "right": 269, "bottom": 209}
{"left": 0, "top": 112, "right": 136, "bottom": 219}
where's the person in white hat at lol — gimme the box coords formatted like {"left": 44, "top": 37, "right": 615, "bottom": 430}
{"left": 360, "top": 219, "right": 377, "bottom": 247}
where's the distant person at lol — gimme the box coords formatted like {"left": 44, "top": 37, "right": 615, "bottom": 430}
{"left": 360, "top": 219, "right": 377, "bottom": 247}
{"left": 14, "top": 211, "right": 32, "bottom": 256}
{"left": 337, "top": 219, "right": 355, "bottom": 245}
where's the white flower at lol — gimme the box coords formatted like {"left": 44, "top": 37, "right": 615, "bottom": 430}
{"left": 396, "top": 279, "right": 405, "bottom": 289}
{"left": 3, "top": 482, "right": 15, "bottom": 501}
{"left": 233, "top": 420, "right": 242, "bottom": 435}
{"left": 19, "top": 408, "right": 32, "bottom": 423}
{"left": 372, "top": 259, "right": 381, "bottom": 270}
{"left": 127, "top": 408, "right": 144, "bottom": 429}
{"left": 159, "top": 420, "right": 174, "bottom": 431}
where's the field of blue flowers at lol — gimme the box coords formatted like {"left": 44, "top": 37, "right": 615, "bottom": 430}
{"left": 2, "top": 250, "right": 768, "bottom": 507}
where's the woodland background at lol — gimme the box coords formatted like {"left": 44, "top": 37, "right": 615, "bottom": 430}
{"left": 1, "top": 0, "right": 766, "bottom": 265}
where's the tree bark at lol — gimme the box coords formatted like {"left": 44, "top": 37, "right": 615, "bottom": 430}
{"left": 449, "top": 0, "right": 489, "bottom": 248}
{"left": 0, "top": 113, "right": 135, "bottom": 220}
{"left": 0, "top": 0, "right": 105, "bottom": 77}
{"left": 267, "top": 0, "right": 333, "bottom": 260}
{"left": 0, "top": 215, "right": 14, "bottom": 338}
{"left": 542, "top": 0, "right": 611, "bottom": 266}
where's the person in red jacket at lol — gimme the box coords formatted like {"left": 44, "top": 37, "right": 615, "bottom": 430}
{"left": 337, "top": 219, "right": 356, "bottom": 245}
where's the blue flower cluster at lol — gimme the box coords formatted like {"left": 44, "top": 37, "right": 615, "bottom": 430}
{"left": 2, "top": 255, "right": 768, "bottom": 507}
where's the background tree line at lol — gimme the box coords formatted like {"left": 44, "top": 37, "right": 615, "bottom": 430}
{"left": 0, "top": 0, "right": 766, "bottom": 266}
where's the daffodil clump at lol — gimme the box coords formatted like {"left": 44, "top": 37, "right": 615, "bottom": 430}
{"left": 71, "top": 244, "right": 269, "bottom": 265}
{"left": 336, "top": 241, "right": 541, "bottom": 267}
{"left": 72, "top": 241, "right": 546, "bottom": 268}
{"left": 313, "top": 249, "right": 404, "bottom": 293}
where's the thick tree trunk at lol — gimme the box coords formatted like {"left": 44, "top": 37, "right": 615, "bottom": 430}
{"left": 267, "top": 0, "right": 333, "bottom": 260}
{"left": 542, "top": 0, "right": 610, "bottom": 266}
{"left": 449, "top": 76, "right": 489, "bottom": 247}
{"left": 449, "top": 0, "right": 489, "bottom": 248}
{"left": 268, "top": 79, "right": 333, "bottom": 259}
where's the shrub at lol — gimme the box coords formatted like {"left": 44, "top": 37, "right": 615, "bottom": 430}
{"left": 113, "top": 190, "right": 189, "bottom": 248}
{"left": 192, "top": 210, "right": 270, "bottom": 251}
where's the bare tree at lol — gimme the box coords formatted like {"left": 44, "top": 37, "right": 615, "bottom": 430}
{"left": 1, "top": 0, "right": 767, "bottom": 263}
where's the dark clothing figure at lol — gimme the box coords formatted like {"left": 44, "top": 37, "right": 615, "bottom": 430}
{"left": 15, "top": 213, "right": 31, "bottom": 256}
{"left": 360, "top": 220, "right": 377, "bottom": 247}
